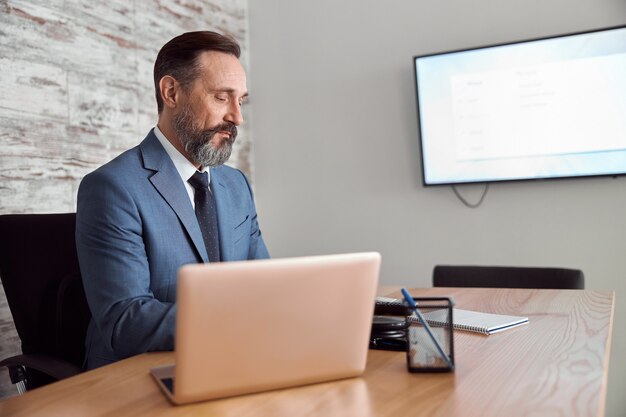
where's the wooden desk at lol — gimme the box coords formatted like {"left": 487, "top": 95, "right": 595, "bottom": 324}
{"left": 0, "top": 288, "right": 614, "bottom": 417}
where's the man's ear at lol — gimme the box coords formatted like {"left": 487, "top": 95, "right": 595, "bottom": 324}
{"left": 159, "top": 75, "right": 182, "bottom": 110}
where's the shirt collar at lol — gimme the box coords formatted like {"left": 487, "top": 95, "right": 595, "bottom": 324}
{"left": 153, "top": 125, "right": 210, "bottom": 184}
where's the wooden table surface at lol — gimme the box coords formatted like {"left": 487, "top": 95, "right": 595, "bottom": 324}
{"left": 0, "top": 287, "right": 615, "bottom": 417}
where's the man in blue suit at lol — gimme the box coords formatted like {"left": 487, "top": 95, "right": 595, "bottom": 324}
{"left": 76, "top": 31, "right": 269, "bottom": 369}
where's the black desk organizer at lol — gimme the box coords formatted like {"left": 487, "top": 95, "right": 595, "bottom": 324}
{"left": 371, "top": 296, "right": 455, "bottom": 372}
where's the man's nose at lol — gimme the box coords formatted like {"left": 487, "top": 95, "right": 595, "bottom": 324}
{"left": 225, "top": 101, "right": 244, "bottom": 126}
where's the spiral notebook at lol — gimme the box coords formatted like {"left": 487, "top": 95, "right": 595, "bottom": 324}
{"left": 376, "top": 297, "right": 528, "bottom": 335}
{"left": 420, "top": 308, "right": 529, "bottom": 335}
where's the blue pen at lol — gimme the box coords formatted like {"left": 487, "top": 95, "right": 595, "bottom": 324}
{"left": 401, "top": 288, "right": 453, "bottom": 368}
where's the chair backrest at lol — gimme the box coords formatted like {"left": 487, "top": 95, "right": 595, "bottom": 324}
{"left": 0, "top": 213, "right": 91, "bottom": 370}
{"left": 432, "top": 265, "right": 585, "bottom": 289}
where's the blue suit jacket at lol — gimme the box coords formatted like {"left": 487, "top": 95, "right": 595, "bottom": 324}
{"left": 76, "top": 130, "right": 269, "bottom": 369}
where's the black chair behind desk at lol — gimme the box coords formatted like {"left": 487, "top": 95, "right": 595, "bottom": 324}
{"left": 433, "top": 265, "right": 585, "bottom": 289}
{"left": 0, "top": 213, "right": 91, "bottom": 394}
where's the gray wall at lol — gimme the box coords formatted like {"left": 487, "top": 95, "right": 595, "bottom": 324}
{"left": 0, "top": 0, "right": 251, "bottom": 400}
{"left": 248, "top": 1, "right": 626, "bottom": 416}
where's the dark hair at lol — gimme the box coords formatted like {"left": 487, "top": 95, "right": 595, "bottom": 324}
{"left": 153, "top": 31, "right": 241, "bottom": 113}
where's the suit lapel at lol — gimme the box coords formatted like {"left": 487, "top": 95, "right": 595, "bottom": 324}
{"left": 140, "top": 131, "right": 208, "bottom": 263}
{"left": 210, "top": 167, "right": 234, "bottom": 261}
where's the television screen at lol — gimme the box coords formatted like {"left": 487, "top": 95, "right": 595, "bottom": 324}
{"left": 414, "top": 25, "right": 626, "bottom": 186}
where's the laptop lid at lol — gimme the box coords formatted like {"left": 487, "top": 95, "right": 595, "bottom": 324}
{"left": 151, "top": 252, "right": 381, "bottom": 405}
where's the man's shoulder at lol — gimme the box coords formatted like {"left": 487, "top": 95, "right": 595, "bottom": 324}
{"left": 82, "top": 132, "right": 159, "bottom": 183}
{"left": 84, "top": 145, "right": 143, "bottom": 182}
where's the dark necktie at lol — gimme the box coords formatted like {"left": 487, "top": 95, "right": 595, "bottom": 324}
{"left": 188, "top": 171, "right": 221, "bottom": 262}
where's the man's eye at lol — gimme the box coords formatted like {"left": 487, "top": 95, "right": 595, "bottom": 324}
{"left": 215, "top": 95, "right": 227, "bottom": 102}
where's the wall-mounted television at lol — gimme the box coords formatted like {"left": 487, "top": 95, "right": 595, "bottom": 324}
{"left": 414, "top": 25, "right": 626, "bottom": 186}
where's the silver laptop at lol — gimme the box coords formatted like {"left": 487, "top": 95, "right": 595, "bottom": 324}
{"left": 150, "top": 252, "right": 381, "bottom": 405}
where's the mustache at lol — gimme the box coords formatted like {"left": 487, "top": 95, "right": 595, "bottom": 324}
{"left": 205, "top": 122, "right": 237, "bottom": 141}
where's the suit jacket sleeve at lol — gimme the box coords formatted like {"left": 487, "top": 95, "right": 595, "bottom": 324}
{"left": 76, "top": 169, "right": 175, "bottom": 359}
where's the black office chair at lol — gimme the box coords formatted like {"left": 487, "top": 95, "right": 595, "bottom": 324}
{"left": 432, "top": 265, "right": 585, "bottom": 289}
{"left": 0, "top": 213, "right": 91, "bottom": 394}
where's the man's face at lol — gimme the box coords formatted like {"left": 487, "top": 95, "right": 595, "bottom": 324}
{"left": 173, "top": 51, "right": 247, "bottom": 168}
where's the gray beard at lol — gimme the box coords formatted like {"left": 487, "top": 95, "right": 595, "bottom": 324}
{"left": 173, "top": 106, "right": 236, "bottom": 168}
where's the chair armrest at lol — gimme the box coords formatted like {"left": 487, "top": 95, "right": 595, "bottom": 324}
{"left": 0, "top": 354, "right": 83, "bottom": 382}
